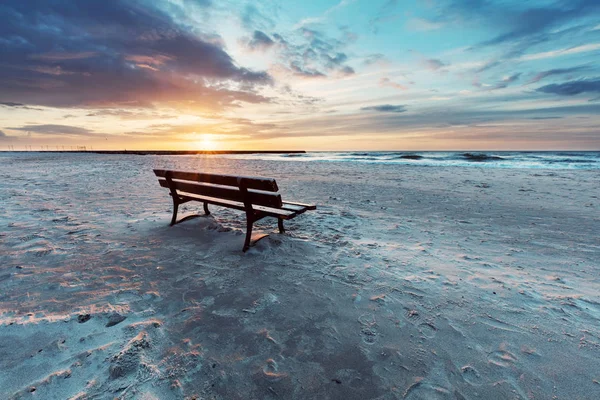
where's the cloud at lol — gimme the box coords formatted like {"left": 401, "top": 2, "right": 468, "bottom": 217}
{"left": 0, "top": 101, "right": 42, "bottom": 110}
{"left": 529, "top": 66, "right": 588, "bottom": 84}
{"left": 338, "top": 66, "right": 355, "bottom": 77}
{"left": 262, "top": 101, "right": 600, "bottom": 142}
{"left": 369, "top": 0, "right": 400, "bottom": 34}
{"left": 127, "top": 117, "right": 282, "bottom": 139}
{"left": 493, "top": 73, "right": 521, "bottom": 89}
{"left": 8, "top": 124, "right": 97, "bottom": 136}
{"left": 362, "top": 53, "right": 388, "bottom": 67}
{"left": 273, "top": 28, "right": 355, "bottom": 78}
{"left": 424, "top": 58, "right": 448, "bottom": 71}
{"left": 0, "top": 0, "right": 272, "bottom": 110}
{"left": 537, "top": 79, "right": 600, "bottom": 96}
{"left": 520, "top": 43, "right": 600, "bottom": 61}
{"left": 360, "top": 104, "right": 407, "bottom": 113}
{"left": 240, "top": 4, "right": 276, "bottom": 31}
{"left": 246, "top": 30, "right": 276, "bottom": 51}
{"left": 86, "top": 109, "right": 178, "bottom": 120}
{"left": 406, "top": 18, "right": 444, "bottom": 32}
{"left": 289, "top": 62, "right": 327, "bottom": 78}
{"left": 294, "top": 0, "right": 355, "bottom": 29}
{"left": 30, "top": 52, "right": 99, "bottom": 61}
{"left": 379, "top": 77, "right": 408, "bottom": 90}
{"left": 435, "top": 0, "right": 600, "bottom": 63}
{"left": 474, "top": 60, "right": 502, "bottom": 74}
{"left": 472, "top": 73, "right": 521, "bottom": 91}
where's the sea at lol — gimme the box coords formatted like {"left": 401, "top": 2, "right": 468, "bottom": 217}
{"left": 1, "top": 151, "right": 599, "bottom": 170}
{"left": 220, "top": 151, "right": 600, "bottom": 169}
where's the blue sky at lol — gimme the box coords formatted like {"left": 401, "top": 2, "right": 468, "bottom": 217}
{"left": 1, "top": 0, "right": 599, "bottom": 150}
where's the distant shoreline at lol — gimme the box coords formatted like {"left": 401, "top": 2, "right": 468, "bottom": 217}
{"left": 1, "top": 150, "right": 306, "bottom": 155}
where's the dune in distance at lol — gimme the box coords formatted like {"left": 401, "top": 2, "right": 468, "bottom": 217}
{"left": 1, "top": 151, "right": 599, "bottom": 399}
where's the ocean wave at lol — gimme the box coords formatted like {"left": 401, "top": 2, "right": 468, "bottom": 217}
{"left": 395, "top": 154, "right": 424, "bottom": 160}
{"left": 222, "top": 151, "right": 600, "bottom": 169}
{"left": 546, "top": 158, "right": 597, "bottom": 164}
{"left": 461, "top": 153, "right": 504, "bottom": 162}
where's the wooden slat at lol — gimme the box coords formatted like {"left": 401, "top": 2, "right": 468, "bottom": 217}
{"left": 178, "top": 194, "right": 246, "bottom": 212}
{"left": 281, "top": 203, "right": 306, "bottom": 211}
{"left": 283, "top": 201, "right": 317, "bottom": 210}
{"left": 178, "top": 193, "right": 297, "bottom": 219}
{"left": 154, "top": 169, "right": 278, "bottom": 192}
{"left": 159, "top": 179, "right": 282, "bottom": 208}
{"left": 252, "top": 204, "right": 296, "bottom": 219}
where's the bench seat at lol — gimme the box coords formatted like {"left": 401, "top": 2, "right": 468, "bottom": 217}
{"left": 154, "top": 169, "right": 316, "bottom": 251}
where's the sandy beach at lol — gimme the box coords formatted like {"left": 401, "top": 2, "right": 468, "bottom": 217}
{"left": 1, "top": 152, "right": 599, "bottom": 399}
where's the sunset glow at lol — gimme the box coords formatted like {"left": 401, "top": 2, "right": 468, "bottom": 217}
{"left": 197, "top": 134, "right": 218, "bottom": 151}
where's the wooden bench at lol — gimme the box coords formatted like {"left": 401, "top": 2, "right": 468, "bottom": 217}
{"left": 154, "top": 169, "right": 316, "bottom": 251}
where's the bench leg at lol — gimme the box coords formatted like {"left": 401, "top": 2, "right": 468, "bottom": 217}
{"left": 243, "top": 217, "right": 253, "bottom": 252}
{"left": 203, "top": 202, "right": 210, "bottom": 215}
{"left": 278, "top": 218, "right": 285, "bottom": 233}
{"left": 170, "top": 200, "right": 179, "bottom": 226}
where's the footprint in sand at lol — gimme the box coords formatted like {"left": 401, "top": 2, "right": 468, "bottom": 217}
{"left": 19, "top": 234, "right": 40, "bottom": 242}
{"left": 34, "top": 249, "right": 52, "bottom": 257}
{"left": 487, "top": 349, "right": 517, "bottom": 368}
{"left": 461, "top": 365, "right": 481, "bottom": 385}
{"left": 358, "top": 313, "right": 378, "bottom": 344}
{"left": 405, "top": 309, "right": 422, "bottom": 325}
{"left": 418, "top": 322, "right": 437, "bottom": 338}
{"left": 404, "top": 380, "right": 454, "bottom": 400}
{"left": 361, "top": 327, "right": 378, "bottom": 344}
{"left": 262, "top": 358, "right": 287, "bottom": 382}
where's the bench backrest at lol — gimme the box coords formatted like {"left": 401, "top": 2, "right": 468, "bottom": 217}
{"left": 154, "top": 169, "right": 282, "bottom": 208}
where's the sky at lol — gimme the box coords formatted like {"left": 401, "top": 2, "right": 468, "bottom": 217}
{"left": 1, "top": 0, "right": 599, "bottom": 151}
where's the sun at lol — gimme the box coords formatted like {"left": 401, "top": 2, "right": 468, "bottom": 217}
{"left": 197, "top": 134, "right": 217, "bottom": 150}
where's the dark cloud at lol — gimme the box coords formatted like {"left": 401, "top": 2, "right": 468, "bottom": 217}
{"left": 324, "top": 53, "right": 349, "bottom": 68}
{"left": 424, "top": 58, "right": 447, "bottom": 71}
{"left": 339, "top": 66, "right": 355, "bottom": 76}
{"left": 8, "top": 124, "right": 96, "bottom": 136}
{"left": 289, "top": 62, "right": 326, "bottom": 78}
{"left": 440, "top": 0, "right": 600, "bottom": 54}
{"left": 0, "top": 102, "right": 42, "bottom": 110}
{"left": 537, "top": 79, "right": 600, "bottom": 96}
{"left": 503, "top": 73, "right": 521, "bottom": 83}
{"left": 472, "top": 73, "right": 521, "bottom": 91}
{"left": 360, "top": 104, "right": 407, "bottom": 113}
{"left": 272, "top": 27, "right": 356, "bottom": 79}
{"left": 0, "top": 0, "right": 271, "bottom": 109}
{"left": 247, "top": 30, "right": 275, "bottom": 51}
{"left": 86, "top": 109, "right": 178, "bottom": 120}
{"left": 493, "top": 73, "right": 521, "bottom": 89}
{"left": 529, "top": 66, "right": 588, "bottom": 84}
{"left": 0, "top": 102, "right": 26, "bottom": 107}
